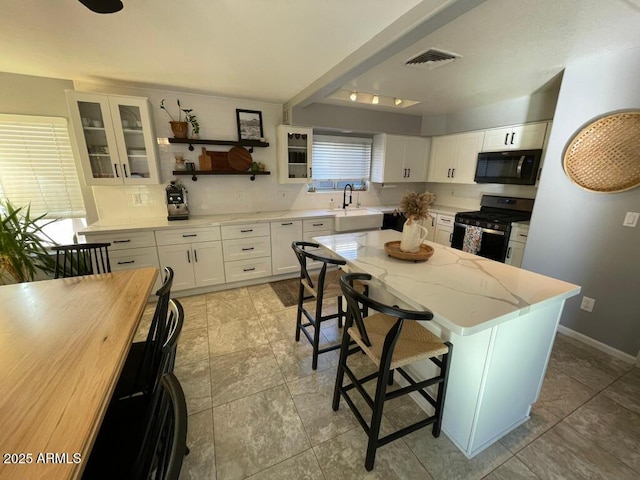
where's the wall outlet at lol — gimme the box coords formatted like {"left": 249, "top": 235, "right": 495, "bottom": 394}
{"left": 623, "top": 211, "right": 639, "bottom": 227}
{"left": 580, "top": 296, "right": 596, "bottom": 312}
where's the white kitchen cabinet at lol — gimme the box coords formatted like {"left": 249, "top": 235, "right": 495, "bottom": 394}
{"left": 482, "top": 122, "right": 547, "bottom": 152}
{"left": 371, "top": 134, "right": 431, "bottom": 183}
{"left": 277, "top": 125, "right": 313, "bottom": 184}
{"left": 82, "top": 230, "right": 161, "bottom": 291}
{"left": 505, "top": 224, "right": 529, "bottom": 268}
{"left": 221, "top": 223, "right": 272, "bottom": 282}
{"left": 434, "top": 214, "right": 454, "bottom": 246}
{"left": 67, "top": 92, "right": 161, "bottom": 186}
{"left": 271, "top": 220, "right": 303, "bottom": 275}
{"left": 302, "top": 217, "right": 333, "bottom": 269}
{"left": 423, "top": 215, "right": 436, "bottom": 243}
{"left": 427, "top": 131, "right": 484, "bottom": 184}
{"left": 155, "top": 227, "right": 225, "bottom": 291}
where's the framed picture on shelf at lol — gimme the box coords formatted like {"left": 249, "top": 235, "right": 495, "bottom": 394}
{"left": 236, "top": 109, "right": 263, "bottom": 141}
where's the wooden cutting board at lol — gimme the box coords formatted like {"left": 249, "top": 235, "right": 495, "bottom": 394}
{"left": 228, "top": 146, "right": 252, "bottom": 171}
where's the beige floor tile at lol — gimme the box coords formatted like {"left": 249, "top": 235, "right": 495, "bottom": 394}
{"left": 549, "top": 334, "right": 632, "bottom": 391}
{"left": 213, "top": 385, "right": 310, "bottom": 480}
{"left": 403, "top": 425, "right": 512, "bottom": 480}
{"left": 535, "top": 366, "right": 595, "bottom": 418}
{"left": 602, "top": 367, "right": 640, "bottom": 415}
{"left": 176, "top": 327, "right": 209, "bottom": 367}
{"left": 483, "top": 457, "right": 539, "bottom": 480}
{"left": 176, "top": 293, "right": 206, "bottom": 308}
{"left": 174, "top": 359, "right": 212, "bottom": 416}
{"left": 564, "top": 393, "right": 640, "bottom": 472}
{"left": 498, "top": 407, "right": 560, "bottom": 454}
{"left": 209, "top": 344, "right": 284, "bottom": 407}
{"left": 206, "top": 287, "right": 249, "bottom": 303}
{"left": 251, "top": 290, "right": 287, "bottom": 315}
{"left": 313, "top": 427, "right": 432, "bottom": 479}
{"left": 270, "top": 336, "right": 339, "bottom": 382}
{"left": 288, "top": 367, "right": 360, "bottom": 446}
{"left": 517, "top": 422, "right": 638, "bottom": 480}
{"left": 258, "top": 306, "right": 299, "bottom": 343}
{"left": 206, "top": 296, "right": 258, "bottom": 325}
{"left": 208, "top": 316, "right": 268, "bottom": 358}
{"left": 179, "top": 408, "right": 216, "bottom": 480}
{"left": 246, "top": 282, "right": 275, "bottom": 297}
{"left": 181, "top": 300, "right": 208, "bottom": 332}
{"left": 244, "top": 449, "right": 325, "bottom": 480}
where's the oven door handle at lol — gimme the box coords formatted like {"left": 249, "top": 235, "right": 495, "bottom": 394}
{"left": 516, "top": 156, "right": 525, "bottom": 178}
{"left": 455, "top": 222, "right": 506, "bottom": 236}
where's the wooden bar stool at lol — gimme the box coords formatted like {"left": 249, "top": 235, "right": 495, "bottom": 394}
{"left": 333, "top": 272, "right": 453, "bottom": 471}
{"left": 292, "top": 241, "right": 367, "bottom": 370}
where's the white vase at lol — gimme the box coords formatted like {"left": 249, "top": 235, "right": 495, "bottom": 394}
{"left": 400, "top": 219, "right": 428, "bottom": 253}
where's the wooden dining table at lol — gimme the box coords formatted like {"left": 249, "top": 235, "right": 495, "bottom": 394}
{"left": 0, "top": 267, "right": 157, "bottom": 480}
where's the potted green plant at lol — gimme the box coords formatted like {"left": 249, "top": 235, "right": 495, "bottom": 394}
{"left": 160, "top": 99, "right": 201, "bottom": 139}
{"left": 0, "top": 200, "right": 57, "bottom": 284}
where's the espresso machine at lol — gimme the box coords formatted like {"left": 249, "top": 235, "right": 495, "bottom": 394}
{"left": 166, "top": 180, "right": 189, "bottom": 221}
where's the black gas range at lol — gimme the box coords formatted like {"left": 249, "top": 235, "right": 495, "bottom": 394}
{"left": 451, "top": 195, "right": 534, "bottom": 262}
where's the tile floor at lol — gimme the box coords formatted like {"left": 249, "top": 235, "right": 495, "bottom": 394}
{"left": 136, "top": 284, "right": 640, "bottom": 480}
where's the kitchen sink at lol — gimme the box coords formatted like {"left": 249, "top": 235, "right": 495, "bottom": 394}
{"left": 333, "top": 208, "right": 383, "bottom": 232}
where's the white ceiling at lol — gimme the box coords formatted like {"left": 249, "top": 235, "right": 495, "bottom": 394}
{"left": 1, "top": 0, "right": 640, "bottom": 117}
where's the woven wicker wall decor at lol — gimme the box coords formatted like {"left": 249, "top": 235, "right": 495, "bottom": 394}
{"left": 563, "top": 111, "right": 640, "bottom": 193}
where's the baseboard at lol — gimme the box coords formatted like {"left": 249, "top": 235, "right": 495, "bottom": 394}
{"left": 556, "top": 325, "right": 636, "bottom": 364}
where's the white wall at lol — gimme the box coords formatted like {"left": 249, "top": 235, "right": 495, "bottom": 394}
{"left": 74, "top": 82, "right": 417, "bottom": 222}
{"left": 522, "top": 47, "right": 640, "bottom": 356}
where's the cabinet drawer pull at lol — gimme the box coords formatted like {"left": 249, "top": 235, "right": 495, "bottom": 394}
{"left": 182, "top": 234, "right": 197, "bottom": 237}
{"left": 504, "top": 133, "right": 509, "bottom": 145}
{"left": 241, "top": 247, "right": 255, "bottom": 251}
{"left": 123, "top": 164, "right": 129, "bottom": 178}
{"left": 114, "top": 164, "right": 120, "bottom": 178}
{"left": 407, "top": 168, "right": 411, "bottom": 177}
{"left": 243, "top": 267, "right": 256, "bottom": 272}
{"left": 312, "top": 223, "right": 324, "bottom": 227}
{"left": 240, "top": 229, "right": 253, "bottom": 233}
{"left": 117, "top": 260, "right": 135, "bottom": 265}
{"left": 113, "top": 239, "right": 131, "bottom": 243}
{"left": 447, "top": 168, "right": 451, "bottom": 178}
{"left": 451, "top": 168, "right": 455, "bottom": 178}
{"left": 194, "top": 250, "right": 198, "bottom": 262}
{"left": 511, "top": 132, "right": 515, "bottom": 145}
{"left": 507, "top": 247, "right": 512, "bottom": 258}
{"left": 282, "top": 222, "right": 293, "bottom": 226}
{"left": 186, "top": 250, "right": 191, "bottom": 263}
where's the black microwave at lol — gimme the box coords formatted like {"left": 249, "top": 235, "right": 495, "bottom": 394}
{"left": 474, "top": 149, "right": 542, "bottom": 185}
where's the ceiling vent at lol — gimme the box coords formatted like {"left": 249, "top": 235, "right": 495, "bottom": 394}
{"left": 405, "top": 48, "right": 461, "bottom": 70}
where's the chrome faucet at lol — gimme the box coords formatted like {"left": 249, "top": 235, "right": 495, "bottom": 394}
{"left": 342, "top": 183, "right": 353, "bottom": 209}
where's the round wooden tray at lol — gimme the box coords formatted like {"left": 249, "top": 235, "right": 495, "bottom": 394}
{"left": 384, "top": 241, "right": 434, "bottom": 262}
{"left": 228, "top": 146, "right": 252, "bottom": 171}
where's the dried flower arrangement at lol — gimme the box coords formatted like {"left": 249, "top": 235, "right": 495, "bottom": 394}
{"left": 399, "top": 191, "right": 436, "bottom": 223}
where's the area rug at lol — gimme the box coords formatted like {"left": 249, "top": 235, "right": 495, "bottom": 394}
{"left": 269, "top": 278, "right": 309, "bottom": 307}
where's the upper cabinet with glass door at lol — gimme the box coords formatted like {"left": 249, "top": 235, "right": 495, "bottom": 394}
{"left": 66, "top": 92, "right": 161, "bottom": 185}
{"left": 276, "top": 125, "right": 313, "bottom": 184}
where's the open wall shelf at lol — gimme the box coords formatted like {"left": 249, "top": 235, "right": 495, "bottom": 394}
{"left": 168, "top": 138, "right": 269, "bottom": 152}
{"left": 173, "top": 170, "right": 270, "bottom": 181}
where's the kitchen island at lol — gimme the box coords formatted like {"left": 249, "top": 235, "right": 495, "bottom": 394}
{"left": 313, "top": 230, "right": 580, "bottom": 458}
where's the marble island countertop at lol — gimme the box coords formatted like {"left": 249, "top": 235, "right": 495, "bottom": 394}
{"left": 79, "top": 204, "right": 465, "bottom": 235}
{"left": 313, "top": 230, "right": 580, "bottom": 336}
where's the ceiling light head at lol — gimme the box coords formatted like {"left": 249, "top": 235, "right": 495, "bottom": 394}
{"left": 371, "top": 95, "right": 379, "bottom": 105}
{"left": 394, "top": 98, "right": 403, "bottom": 106}
{"left": 349, "top": 91, "right": 358, "bottom": 102}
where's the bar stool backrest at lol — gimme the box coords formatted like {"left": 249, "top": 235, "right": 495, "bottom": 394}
{"left": 339, "top": 272, "right": 435, "bottom": 348}
{"left": 291, "top": 240, "right": 346, "bottom": 294}
{"left": 53, "top": 243, "right": 111, "bottom": 278}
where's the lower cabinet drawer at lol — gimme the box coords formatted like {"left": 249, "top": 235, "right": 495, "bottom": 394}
{"left": 303, "top": 218, "right": 334, "bottom": 232}
{"left": 224, "top": 257, "right": 272, "bottom": 283}
{"left": 110, "top": 247, "right": 159, "bottom": 270}
{"left": 84, "top": 231, "right": 156, "bottom": 251}
{"left": 222, "top": 236, "right": 271, "bottom": 262}
{"left": 221, "top": 223, "right": 270, "bottom": 240}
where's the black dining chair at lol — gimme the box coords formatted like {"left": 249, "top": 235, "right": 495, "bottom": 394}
{"left": 113, "top": 266, "right": 174, "bottom": 400}
{"left": 334, "top": 273, "right": 453, "bottom": 471}
{"left": 291, "top": 241, "right": 367, "bottom": 370}
{"left": 83, "top": 299, "right": 186, "bottom": 480}
{"left": 53, "top": 242, "right": 111, "bottom": 278}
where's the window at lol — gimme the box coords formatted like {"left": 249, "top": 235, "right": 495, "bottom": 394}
{"left": 0, "top": 114, "right": 85, "bottom": 218}
{"left": 311, "top": 135, "right": 372, "bottom": 191}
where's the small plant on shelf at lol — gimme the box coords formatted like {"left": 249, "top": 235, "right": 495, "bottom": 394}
{"left": 160, "top": 99, "right": 199, "bottom": 139}
{"left": 182, "top": 109, "right": 200, "bottom": 138}
{"left": 399, "top": 191, "right": 436, "bottom": 224}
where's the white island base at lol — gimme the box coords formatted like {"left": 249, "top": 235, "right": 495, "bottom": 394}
{"left": 314, "top": 230, "right": 580, "bottom": 458}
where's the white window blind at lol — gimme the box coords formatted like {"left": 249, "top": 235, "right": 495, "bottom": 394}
{"left": 312, "top": 135, "right": 372, "bottom": 180}
{"left": 0, "top": 114, "right": 85, "bottom": 218}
